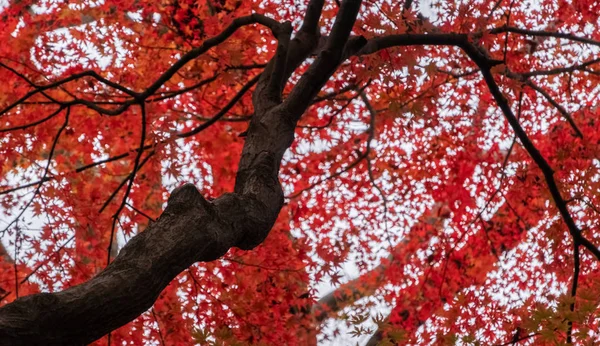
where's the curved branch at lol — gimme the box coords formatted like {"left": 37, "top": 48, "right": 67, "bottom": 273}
{"left": 0, "top": 73, "right": 259, "bottom": 198}
{"left": 351, "top": 30, "right": 600, "bottom": 261}
{"left": 462, "top": 44, "right": 600, "bottom": 261}
{"left": 489, "top": 25, "right": 600, "bottom": 48}
{"left": 178, "top": 74, "right": 261, "bottom": 138}
{"left": 0, "top": 14, "right": 282, "bottom": 118}
{"left": 0, "top": 4, "right": 364, "bottom": 342}
{"left": 525, "top": 81, "right": 582, "bottom": 138}
{"left": 1, "top": 108, "right": 70, "bottom": 237}
{"left": 139, "top": 14, "right": 283, "bottom": 100}
{"left": 284, "top": 0, "right": 365, "bottom": 120}
{"left": 0, "top": 101, "right": 294, "bottom": 344}
{"left": 0, "top": 105, "right": 66, "bottom": 133}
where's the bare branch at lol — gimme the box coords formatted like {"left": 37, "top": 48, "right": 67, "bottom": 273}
{"left": 519, "top": 57, "right": 600, "bottom": 78}
{"left": 0, "top": 105, "right": 66, "bottom": 133}
{"left": 358, "top": 33, "right": 469, "bottom": 56}
{"left": 567, "top": 242, "right": 580, "bottom": 344}
{"left": 266, "top": 22, "right": 293, "bottom": 102}
{"left": 285, "top": 0, "right": 364, "bottom": 120}
{"left": 139, "top": 14, "right": 282, "bottom": 100}
{"left": 1, "top": 108, "right": 70, "bottom": 237}
{"left": 98, "top": 152, "right": 154, "bottom": 214}
{"left": 299, "top": 0, "right": 325, "bottom": 35}
{"left": 490, "top": 25, "right": 600, "bottom": 48}
{"left": 461, "top": 44, "right": 600, "bottom": 261}
{"left": 348, "top": 30, "right": 600, "bottom": 262}
{"left": 525, "top": 81, "right": 583, "bottom": 138}
{"left": 178, "top": 74, "right": 260, "bottom": 138}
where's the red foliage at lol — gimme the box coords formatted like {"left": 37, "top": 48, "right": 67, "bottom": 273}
{"left": 2, "top": 0, "right": 600, "bottom": 344}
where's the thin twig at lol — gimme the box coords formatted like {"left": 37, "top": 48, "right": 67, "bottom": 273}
{"left": 525, "top": 81, "right": 583, "bottom": 138}
{"left": 125, "top": 202, "right": 157, "bottom": 222}
{"left": 104, "top": 125, "right": 152, "bottom": 267}
{"left": 567, "top": 241, "right": 580, "bottom": 344}
{"left": 1, "top": 108, "right": 70, "bottom": 237}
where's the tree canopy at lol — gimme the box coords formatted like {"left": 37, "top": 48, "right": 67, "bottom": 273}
{"left": 1, "top": 0, "right": 600, "bottom": 344}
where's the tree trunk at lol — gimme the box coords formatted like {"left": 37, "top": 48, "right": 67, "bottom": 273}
{"left": 0, "top": 0, "right": 363, "bottom": 343}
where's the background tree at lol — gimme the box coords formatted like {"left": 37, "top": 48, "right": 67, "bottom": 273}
{"left": 1, "top": 0, "right": 600, "bottom": 344}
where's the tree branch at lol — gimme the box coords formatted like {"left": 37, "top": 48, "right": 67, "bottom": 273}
{"left": 178, "top": 74, "right": 261, "bottom": 138}
{"left": 1, "top": 108, "right": 70, "bottom": 238}
{"left": 0, "top": 14, "right": 281, "bottom": 119}
{"left": 138, "top": 14, "right": 282, "bottom": 100}
{"left": 489, "top": 25, "right": 600, "bottom": 48}
{"left": 299, "top": 0, "right": 325, "bottom": 35}
{"left": 0, "top": 7, "right": 356, "bottom": 343}
{"left": 265, "top": 22, "right": 293, "bottom": 102}
{"left": 567, "top": 241, "right": 580, "bottom": 344}
{"left": 525, "top": 80, "right": 583, "bottom": 138}
{"left": 462, "top": 44, "right": 600, "bottom": 261}
{"left": 284, "top": 0, "right": 364, "bottom": 120}
{"left": 350, "top": 30, "right": 600, "bottom": 262}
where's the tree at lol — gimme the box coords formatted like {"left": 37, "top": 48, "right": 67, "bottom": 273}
{"left": 1, "top": 0, "right": 600, "bottom": 344}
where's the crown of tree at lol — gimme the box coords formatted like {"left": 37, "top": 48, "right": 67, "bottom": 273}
{"left": 1, "top": 0, "right": 600, "bottom": 344}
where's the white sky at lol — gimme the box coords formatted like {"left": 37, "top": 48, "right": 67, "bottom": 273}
{"left": 1, "top": 0, "right": 594, "bottom": 345}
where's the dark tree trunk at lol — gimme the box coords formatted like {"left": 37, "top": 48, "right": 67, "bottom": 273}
{"left": 0, "top": 0, "right": 363, "bottom": 343}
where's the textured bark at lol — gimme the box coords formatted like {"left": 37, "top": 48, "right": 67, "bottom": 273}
{"left": 0, "top": 103, "right": 297, "bottom": 346}
{"left": 2, "top": 1, "right": 593, "bottom": 344}
{"left": 0, "top": 1, "right": 361, "bottom": 344}
{"left": 0, "top": 108, "right": 293, "bottom": 346}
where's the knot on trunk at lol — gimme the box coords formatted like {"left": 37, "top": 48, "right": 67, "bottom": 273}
{"left": 166, "top": 183, "right": 212, "bottom": 215}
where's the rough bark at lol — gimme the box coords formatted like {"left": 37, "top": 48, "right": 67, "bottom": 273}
{"left": 0, "top": 1, "right": 362, "bottom": 344}
{"left": 4, "top": 0, "right": 591, "bottom": 344}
